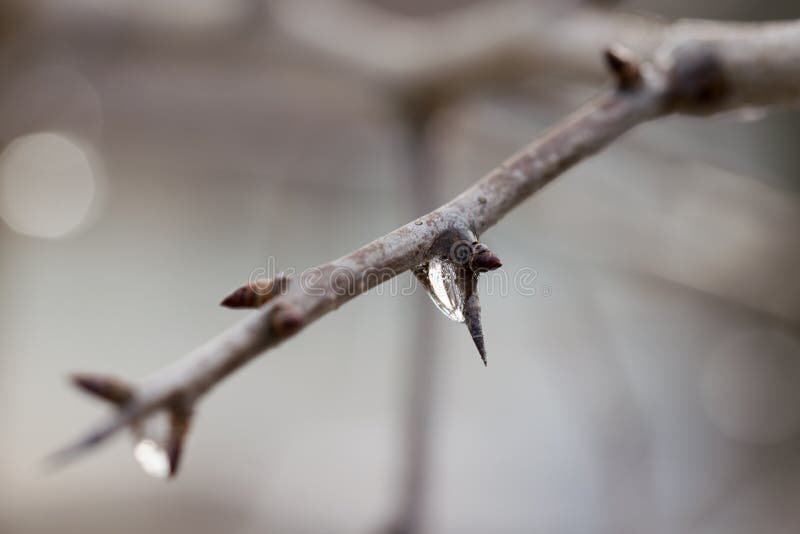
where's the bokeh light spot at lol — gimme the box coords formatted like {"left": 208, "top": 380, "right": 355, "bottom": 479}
{"left": 0, "top": 132, "right": 98, "bottom": 239}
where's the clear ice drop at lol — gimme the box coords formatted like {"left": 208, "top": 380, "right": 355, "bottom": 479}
{"left": 425, "top": 257, "right": 465, "bottom": 322}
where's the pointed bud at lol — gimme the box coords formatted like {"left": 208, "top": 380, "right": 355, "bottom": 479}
{"left": 604, "top": 44, "right": 642, "bottom": 90}
{"left": 220, "top": 286, "right": 259, "bottom": 308}
{"left": 463, "top": 293, "right": 487, "bottom": 366}
{"left": 71, "top": 374, "right": 134, "bottom": 405}
{"left": 220, "top": 276, "right": 289, "bottom": 309}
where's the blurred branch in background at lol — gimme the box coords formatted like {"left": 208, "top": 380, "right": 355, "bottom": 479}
{"left": 50, "top": 7, "right": 800, "bottom": 484}
{"left": 0, "top": 1, "right": 29, "bottom": 45}
{"left": 269, "top": 0, "right": 665, "bottom": 95}
{"left": 386, "top": 109, "right": 443, "bottom": 534}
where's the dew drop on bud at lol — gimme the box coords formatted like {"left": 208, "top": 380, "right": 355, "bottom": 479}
{"left": 425, "top": 257, "right": 465, "bottom": 323}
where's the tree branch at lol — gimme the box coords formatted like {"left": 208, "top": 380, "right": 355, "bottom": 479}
{"left": 53, "top": 19, "right": 800, "bottom": 474}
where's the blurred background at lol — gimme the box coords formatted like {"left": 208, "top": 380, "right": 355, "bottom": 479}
{"left": 1, "top": 1, "right": 800, "bottom": 533}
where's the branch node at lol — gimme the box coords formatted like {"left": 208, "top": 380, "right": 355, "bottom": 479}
{"left": 665, "top": 42, "right": 729, "bottom": 113}
{"left": 270, "top": 304, "right": 305, "bottom": 338}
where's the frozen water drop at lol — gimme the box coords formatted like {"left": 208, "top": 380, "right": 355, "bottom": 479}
{"left": 131, "top": 411, "right": 174, "bottom": 479}
{"left": 133, "top": 438, "right": 171, "bottom": 479}
{"left": 425, "top": 257, "right": 465, "bottom": 322}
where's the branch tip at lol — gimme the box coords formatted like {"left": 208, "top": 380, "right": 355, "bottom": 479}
{"left": 469, "top": 243, "right": 502, "bottom": 272}
{"left": 47, "top": 410, "right": 136, "bottom": 471}
{"left": 71, "top": 373, "right": 134, "bottom": 406}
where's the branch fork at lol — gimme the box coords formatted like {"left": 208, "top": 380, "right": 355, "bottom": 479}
{"left": 70, "top": 374, "right": 193, "bottom": 477}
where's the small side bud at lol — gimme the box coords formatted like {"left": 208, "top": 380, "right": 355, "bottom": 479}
{"left": 469, "top": 243, "right": 502, "bottom": 272}
{"left": 605, "top": 44, "right": 642, "bottom": 90}
{"left": 71, "top": 374, "right": 134, "bottom": 405}
{"left": 270, "top": 304, "right": 304, "bottom": 338}
{"left": 221, "top": 276, "right": 288, "bottom": 309}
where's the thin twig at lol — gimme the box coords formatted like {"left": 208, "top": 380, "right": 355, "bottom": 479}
{"left": 53, "top": 20, "right": 800, "bottom": 471}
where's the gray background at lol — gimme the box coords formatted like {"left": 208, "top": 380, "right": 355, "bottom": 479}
{"left": 1, "top": 1, "right": 799, "bottom": 533}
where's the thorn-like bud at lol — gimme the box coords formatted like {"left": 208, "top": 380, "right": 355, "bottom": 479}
{"left": 464, "top": 293, "right": 487, "bottom": 366}
{"left": 71, "top": 374, "right": 134, "bottom": 405}
{"left": 167, "top": 407, "right": 192, "bottom": 478}
{"left": 469, "top": 243, "right": 502, "bottom": 272}
{"left": 270, "top": 304, "right": 304, "bottom": 338}
{"left": 605, "top": 44, "right": 642, "bottom": 90}
{"left": 220, "top": 276, "right": 288, "bottom": 309}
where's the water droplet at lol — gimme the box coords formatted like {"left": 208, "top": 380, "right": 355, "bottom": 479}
{"left": 133, "top": 438, "right": 171, "bottom": 479}
{"left": 424, "top": 257, "right": 465, "bottom": 322}
{"left": 131, "top": 412, "right": 173, "bottom": 479}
